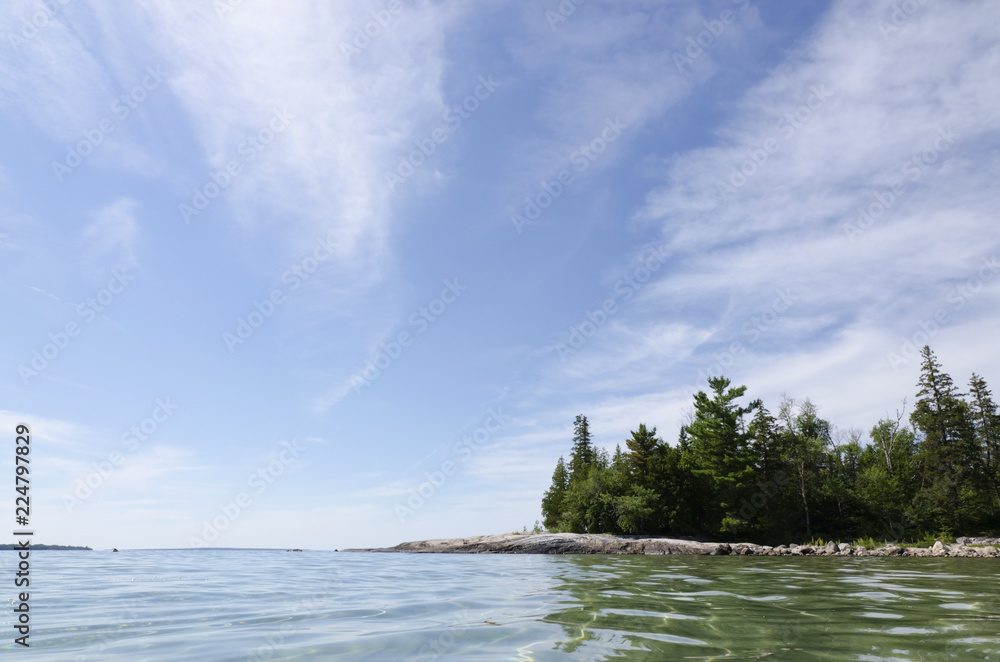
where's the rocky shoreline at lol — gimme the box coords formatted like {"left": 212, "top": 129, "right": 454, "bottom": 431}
{"left": 346, "top": 533, "right": 1000, "bottom": 558}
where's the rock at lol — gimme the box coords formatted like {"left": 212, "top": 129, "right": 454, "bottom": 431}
{"left": 346, "top": 533, "right": 738, "bottom": 556}
{"left": 343, "top": 534, "right": 1000, "bottom": 558}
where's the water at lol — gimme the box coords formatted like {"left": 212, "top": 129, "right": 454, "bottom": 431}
{"left": 2, "top": 550, "right": 999, "bottom": 660}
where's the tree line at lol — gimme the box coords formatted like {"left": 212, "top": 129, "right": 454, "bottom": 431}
{"left": 541, "top": 346, "right": 1000, "bottom": 543}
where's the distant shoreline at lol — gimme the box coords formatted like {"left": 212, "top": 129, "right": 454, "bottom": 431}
{"left": 0, "top": 544, "right": 91, "bottom": 550}
{"left": 345, "top": 533, "right": 1000, "bottom": 558}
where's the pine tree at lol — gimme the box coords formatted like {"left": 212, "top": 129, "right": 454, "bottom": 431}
{"left": 625, "top": 423, "right": 661, "bottom": 486}
{"left": 541, "top": 457, "right": 569, "bottom": 530}
{"left": 968, "top": 374, "right": 1000, "bottom": 516}
{"left": 681, "top": 376, "right": 759, "bottom": 535}
{"left": 568, "top": 414, "right": 595, "bottom": 481}
{"left": 909, "top": 346, "right": 978, "bottom": 532}
{"left": 746, "top": 406, "right": 783, "bottom": 533}
{"left": 748, "top": 406, "right": 780, "bottom": 477}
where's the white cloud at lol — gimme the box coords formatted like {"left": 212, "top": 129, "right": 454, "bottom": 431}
{"left": 515, "top": 0, "right": 1000, "bottom": 450}
{"left": 135, "top": 0, "right": 466, "bottom": 264}
{"left": 0, "top": 409, "right": 91, "bottom": 452}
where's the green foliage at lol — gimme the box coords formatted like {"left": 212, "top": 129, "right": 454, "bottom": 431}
{"left": 681, "top": 377, "right": 759, "bottom": 535}
{"left": 910, "top": 530, "right": 956, "bottom": 547}
{"left": 569, "top": 415, "right": 595, "bottom": 479}
{"left": 625, "top": 424, "right": 661, "bottom": 485}
{"left": 854, "top": 536, "right": 883, "bottom": 549}
{"left": 613, "top": 486, "right": 657, "bottom": 534}
{"left": 968, "top": 374, "right": 1000, "bottom": 518}
{"left": 541, "top": 457, "right": 569, "bottom": 531}
{"left": 539, "top": 350, "right": 1000, "bottom": 543}
{"left": 909, "top": 347, "right": 982, "bottom": 532}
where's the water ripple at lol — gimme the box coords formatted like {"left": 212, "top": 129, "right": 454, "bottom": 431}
{"left": 0, "top": 551, "right": 998, "bottom": 660}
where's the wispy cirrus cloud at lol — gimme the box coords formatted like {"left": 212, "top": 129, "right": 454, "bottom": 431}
{"left": 511, "top": 0, "right": 1000, "bottom": 463}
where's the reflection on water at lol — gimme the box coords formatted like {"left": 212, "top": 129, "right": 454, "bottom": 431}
{"left": 0, "top": 550, "right": 997, "bottom": 660}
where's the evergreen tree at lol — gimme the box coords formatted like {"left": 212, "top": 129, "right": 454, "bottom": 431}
{"left": 541, "top": 457, "right": 569, "bottom": 530}
{"left": 968, "top": 374, "right": 1000, "bottom": 517}
{"left": 748, "top": 406, "right": 781, "bottom": 477}
{"left": 909, "top": 346, "right": 978, "bottom": 532}
{"left": 625, "top": 423, "right": 661, "bottom": 486}
{"left": 612, "top": 486, "right": 657, "bottom": 534}
{"left": 539, "top": 359, "right": 999, "bottom": 543}
{"left": 680, "top": 377, "right": 759, "bottom": 536}
{"left": 568, "top": 414, "right": 595, "bottom": 481}
{"left": 605, "top": 445, "right": 655, "bottom": 534}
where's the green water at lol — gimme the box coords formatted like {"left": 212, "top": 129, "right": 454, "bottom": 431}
{"left": 546, "top": 555, "right": 1000, "bottom": 660}
{"left": 3, "top": 551, "right": 998, "bottom": 660}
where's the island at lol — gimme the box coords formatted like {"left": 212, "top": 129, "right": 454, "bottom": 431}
{"left": 527, "top": 348, "right": 1000, "bottom": 548}
{"left": 0, "top": 544, "right": 91, "bottom": 550}
{"left": 356, "top": 347, "right": 1000, "bottom": 557}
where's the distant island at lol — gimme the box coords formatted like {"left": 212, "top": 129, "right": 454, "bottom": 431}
{"left": 534, "top": 346, "right": 1000, "bottom": 548}
{"left": 0, "top": 544, "right": 91, "bottom": 550}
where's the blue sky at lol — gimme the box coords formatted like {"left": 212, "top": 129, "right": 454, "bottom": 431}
{"left": 1, "top": 0, "right": 998, "bottom": 550}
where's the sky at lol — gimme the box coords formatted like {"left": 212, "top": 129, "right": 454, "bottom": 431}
{"left": 1, "top": 0, "right": 998, "bottom": 551}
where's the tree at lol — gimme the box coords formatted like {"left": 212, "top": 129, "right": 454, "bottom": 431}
{"left": 680, "top": 376, "right": 759, "bottom": 536}
{"left": 861, "top": 415, "right": 917, "bottom": 539}
{"left": 871, "top": 400, "right": 909, "bottom": 478}
{"left": 624, "top": 423, "right": 661, "bottom": 486}
{"left": 778, "top": 397, "right": 830, "bottom": 539}
{"left": 541, "top": 457, "right": 569, "bottom": 530}
{"left": 568, "top": 415, "right": 595, "bottom": 481}
{"left": 539, "top": 359, "right": 1000, "bottom": 544}
{"left": 612, "top": 486, "right": 657, "bottom": 534}
{"left": 968, "top": 374, "right": 1000, "bottom": 517}
{"left": 909, "top": 346, "right": 978, "bottom": 532}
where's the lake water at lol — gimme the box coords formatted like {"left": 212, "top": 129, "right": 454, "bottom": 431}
{"left": 2, "top": 550, "right": 999, "bottom": 660}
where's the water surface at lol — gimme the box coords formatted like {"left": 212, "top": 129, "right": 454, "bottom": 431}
{"left": 2, "top": 550, "right": 998, "bottom": 660}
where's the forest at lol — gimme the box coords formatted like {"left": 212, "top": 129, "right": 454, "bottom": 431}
{"left": 541, "top": 346, "right": 1000, "bottom": 544}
